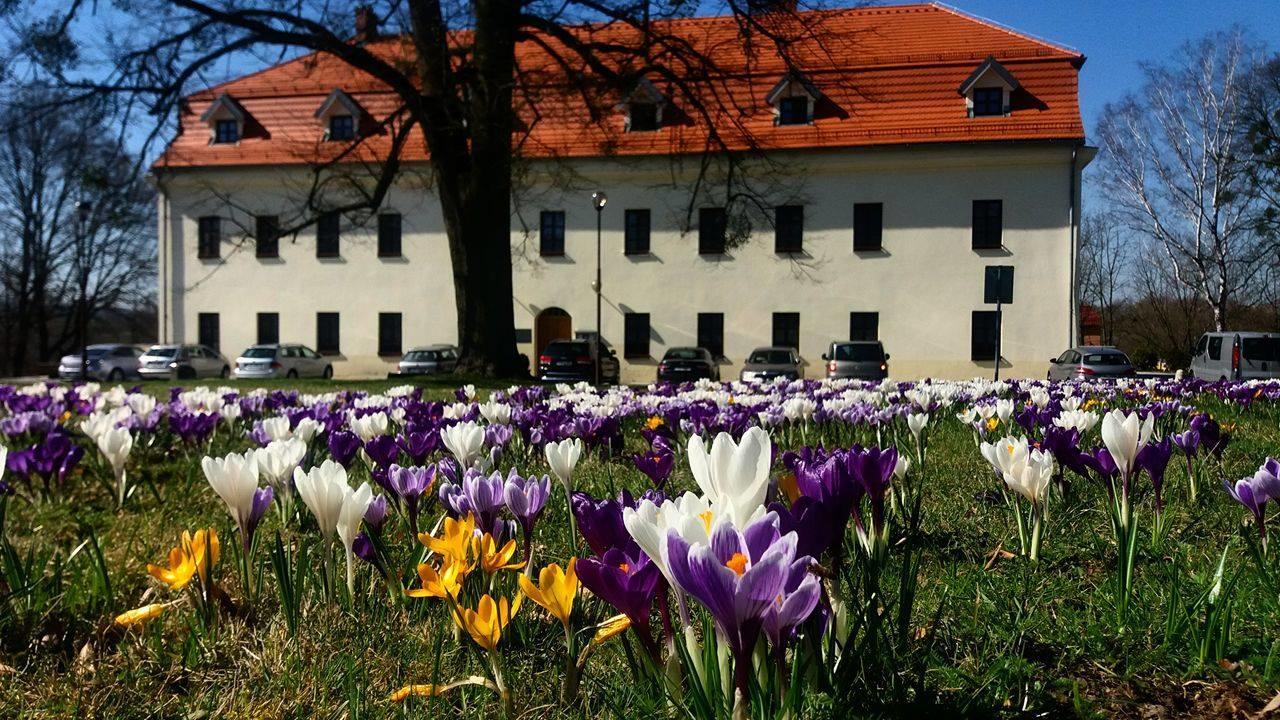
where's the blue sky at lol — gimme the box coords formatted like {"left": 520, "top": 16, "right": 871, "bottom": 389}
{"left": 936, "top": 0, "right": 1279, "bottom": 137}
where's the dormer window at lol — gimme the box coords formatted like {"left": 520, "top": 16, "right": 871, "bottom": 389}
{"left": 329, "top": 115, "right": 355, "bottom": 141}
{"left": 619, "top": 78, "right": 665, "bottom": 133}
{"left": 214, "top": 119, "right": 239, "bottom": 144}
{"left": 959, "top": 56, "right": 1019, "bottom": 118}
{"left": 199, "top": 93, "right": 248, "bottom": 145}
{"left": 766, "top": 73, "right": 820, "bottom": 126}
{"left": 315, "top": 89, "right": 363, "bottom": 141}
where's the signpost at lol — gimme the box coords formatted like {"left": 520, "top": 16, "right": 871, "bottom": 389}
{"left": 984, "top": 266, "right": 1014, "bottom": 381}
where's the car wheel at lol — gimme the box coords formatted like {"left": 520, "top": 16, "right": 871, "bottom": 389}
{"left": 220, "top": 366, "right": 230, "bottom": 379}
{"left": 286, "top": 369, "right": 299, "bottom": 379}
{"left": 107, "top": 368, "right": 124, "bottom": 382}
{"left": 323, "top": 365, "right": 333, "bottom": 379}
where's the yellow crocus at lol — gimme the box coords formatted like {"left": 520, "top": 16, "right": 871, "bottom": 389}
{"left": 418, "top": 514, "right": 476, "bottom": 565}
{"left": 389, "top": 684, "right": 443, "bottom": 702}
{"left": 644, "top": 415, "right": 664, "bottom": 431}
{"left": 406, "top": 560, "right": 469, "bottom": 600}
{"left": 114, "top": 603, "right": 166, "bottom": 628}
{"left": 518, "top": 559, "right": 577, "bottom": 626}
{"left": 146, "top": 529, "right": 219, "bottom": 591}
{"left": 477, "top": 534, "right": 525, "bottom": 575}
{"left": 453, "top": 594, "right": 520, "bottom": 652}
{"left": 777, "top": 472, "right": 801, "bottom": 504}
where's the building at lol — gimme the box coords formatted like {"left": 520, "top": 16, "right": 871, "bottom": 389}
{"left": 155, "top": 2, "right": 1093, "bottom": 382}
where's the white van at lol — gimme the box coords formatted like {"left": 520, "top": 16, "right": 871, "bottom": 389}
{"left": 1188, "top": 332, "right": 1280, "bottom": 380}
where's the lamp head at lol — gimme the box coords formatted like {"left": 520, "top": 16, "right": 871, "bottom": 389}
{"left": 592, "top": 191, "right": 608, "bottom": 210}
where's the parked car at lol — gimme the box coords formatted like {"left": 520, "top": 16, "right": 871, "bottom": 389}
{"left": 397, "top": 345, "right": 460, "bottom": 376}
{"left": 139, "top": 344, "right": 231, "bottom": 380}
{"left": 537, "top": 339, "right": 620, "bottom": 385}
{"left": 1189, "top": 332, "right": 1280, "bottom": 381}
{"left": 57, "top": 344, "right": 145, "bottom": 382}
{"left": 234, "top": 343, "right": 333, "bottom": 380}
{"left": 822, "top": 341, "right": 889, "bottom": 380}
{"left": 657, "top": 347, "right": 720, "bottom": 383}
{"left": 1046, "top": 346, "right": 1137, "bottom": 381}
{"left": 740, "top": 347, "right": 803, "bottom": 382}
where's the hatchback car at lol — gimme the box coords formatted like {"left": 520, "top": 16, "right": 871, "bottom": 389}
{"left": 822, "top": 341, "right": 889, "bottom": 380}
{"left": 398, "top": 345, "right": 460, "bottom": 376}
{"left": 1047, "top": 346, "right": 1137, "bottom": 381}
{"left": 538, "top": 339, "right": 620, "bottom": 385}
{"left": 657, "top": 347, "right": 720, "bottom": 383}
{"left": 139, "top": 344, "right": 231, "bottom": 380}
{"left": 234, "top": 343, "right": 333, "bottom": 380}
{"left": 1189, "top": 332, "right": 1280, "bottom": 381}
{"left": 58, "top": 344, "right": 145, "bottom": 382}
{"left": 740, "top": 347, "right": 804, "bottom": 382}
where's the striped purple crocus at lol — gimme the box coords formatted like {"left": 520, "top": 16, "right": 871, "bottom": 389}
{"left": 1223, "top": 459, "right": 1280, "bottom": 553}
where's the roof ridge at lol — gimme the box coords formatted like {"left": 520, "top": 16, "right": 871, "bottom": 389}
{"left": 924, "top": 2, "right": 1082, "bottom": 58}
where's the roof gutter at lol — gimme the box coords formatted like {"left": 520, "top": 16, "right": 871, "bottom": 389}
{"left": 1067, "top": 141, "right": 1098, "bottom": 346}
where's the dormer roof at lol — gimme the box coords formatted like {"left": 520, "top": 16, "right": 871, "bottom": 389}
{"left": 958, "top": 56, "right": 1021, "bottom": 95}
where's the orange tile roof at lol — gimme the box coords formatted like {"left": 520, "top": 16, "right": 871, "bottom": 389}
{"left": 156, "top": 2, "right": 1085, "bottom": 169}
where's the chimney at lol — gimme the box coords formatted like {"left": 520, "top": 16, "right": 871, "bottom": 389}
{"left": 354, "top": 5, "right": 379, "bottom": 43}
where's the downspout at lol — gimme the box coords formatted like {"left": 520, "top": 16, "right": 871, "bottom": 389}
{"left": 1067, "top": 143, "right": 1080, "bottom": 347}
{"left": 159, "top": 182, "right": 170, "bottom": 343}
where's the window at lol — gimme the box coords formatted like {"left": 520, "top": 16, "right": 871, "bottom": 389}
{"left": 853, "top": 203, "right": 883, "bottom": 252}
{"left": 849, "top": 312, "right": 879, "bottom": 341}
{"left": 1208, "top": 336, "right": 1223, "bottom": 361}
{"left": 972, "top": 200, "right": 1003, "bottom": 250}
{"left": 777, "top": 96, "right": 809, "bottom": 125}
{"left": 697, "top": 312, "right": 724, "bottom": 358}
{"left": 378, "top": 312, "right": 402, "bottom": 356}
{"left": 316, "top": 312, "right": 340, "bottom": 355}
{"left": 540, "top": 211, "right": 565, "bottom": 256}
{"left": 317, "top": 211, "right": 340, "bottom": 257}
{"left": 624, "top": 209, "right": 651, "bottom": 255}
{"left": 197, "top": 216, "right": 221, "bottom": 259}
{"left": 214, "top": 118, "right": 239, "bottom": 144}
{"left": 971, "top": 311, "right": 1000, "bottom": 361}
{"left": 774, "top": 206, "right": 803, "bottom": 254}
{"left": 378, "top": 213, "right": 402, "bottom": 258}
{"left": 329, "top": 115, "right": 355, "bottom": 141}
{"left": 197, "top": 313, "right": 220, "bottom": 351}
{"left": 628, "top": 104, "right": 659, "bottom": 132}
{"left": 255, "top": 215, "right": 279, "bottom": 258}
{"left": 624, "top": 313, "right": 651, "bottom": 358}
{"left": 972, "top": 87, "right": 1004, "bottom": 117}
{"left": 257, "top": 312, "right": 279, "bottom": 345}
{"left": 698, "top": 207, "right": 726, "bottom": 255}
{"left": 772, "top": 312, "right": 800, "bottom": 350}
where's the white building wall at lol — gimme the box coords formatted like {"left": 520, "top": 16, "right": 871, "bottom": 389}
{"left": 156, "top": 142, "right": 1083, "bottom": 382}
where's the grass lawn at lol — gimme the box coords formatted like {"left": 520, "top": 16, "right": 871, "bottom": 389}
{"left": 1, "top": 380, "right": 1279, "bottom": 719}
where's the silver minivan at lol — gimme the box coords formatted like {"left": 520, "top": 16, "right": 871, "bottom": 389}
{"left": 1189, "top": 332, "right": 1280, "bottom": 381}
{"left": 235, "top": 343, "right": 333, "bottom": 380}
{"left": 822, "top": 341, "right": 889, "bottom": 380}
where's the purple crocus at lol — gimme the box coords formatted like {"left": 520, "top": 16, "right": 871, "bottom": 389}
{"left": 244, "top": 486, "right": 274, "bottom": 552}
{"left": 364, "top": 495, "right": 389, "bottom": 534}
{"left": 327, "top": 430, "right": 361, "bottom": 468}
{"left": 632, "top": 449, "right": 675, "bottom": 490}
{"left": 577, "top": 548, "right": 662, "bottom": 657}
{"left": 761, "top": 556, "right": 820, "bottom": 650}
{"left": 1136, "top": 437, "right": 1174, "bottom": 512}
{"left": 364, "top": 435, "right": 401, "bottom": 471}
{"left": 845, "top": 446, "right": 897, "bottom": 554}
{"left": 504, "top": 471, "right": 551, "bottom": 554}
{"left": 439, "top": 468, "right": 505, "bottom": 534}
{"left": 353, "top": 531, "right": 387, "bottom": 577}
{"left": 571, "top": 491, "right": 637, "bottom": 558}
{"left": 1222, "top": 463, "right": 1280, "bottom": 551}
{"left": 396, "top": 431, "right": 438, "bottom": 465}
{"left": 387, "top": 464, "right": 435, "bottom": 533}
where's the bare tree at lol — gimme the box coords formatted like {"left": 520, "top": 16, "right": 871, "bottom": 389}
{"left": 13, "top": 0, "right": 858, "bottom": 376}
{"left": 0, "top": 87, "right": 155, "bottom": 375}
{"left": 1076, "top": 214, "right": 1130, "bottom": 345}
{"left": 1096, "top": 29, "right": 1270, "bottom": 332}
{"left": 1241, "top": 53, "right": 1280, "bottom": 248}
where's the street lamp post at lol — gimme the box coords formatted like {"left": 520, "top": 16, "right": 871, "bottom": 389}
{"left": 591, "top": 191, "right": 607, "bottom": 386}
{"left": 75, "top": 201, "right": 93, "bottom": 382}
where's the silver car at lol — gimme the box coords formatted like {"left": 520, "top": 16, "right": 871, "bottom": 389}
{"left": 139, "top": 344, "right": 231, "bottom": 380}
{"left": 58, "top": 344, "right": 145, "bottom": 382}
{"left": 1047, "top": 346, "right": 1136, "bottom": 381}
{"left": 398, "top": 345, "right": 460, "bottom": 376}
{"left": 740, "top": 346, "right": 804, "bottom": 382}
{"left": 234, "top": 343, "right": 333, "bottom": 380}
{"left": 822, "top": 341, "right": 889, "bottom": 380}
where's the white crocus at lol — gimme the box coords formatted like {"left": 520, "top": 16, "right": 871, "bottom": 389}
{"left": 97, "top": 426, "right": 134, "bottom": 506}
{"left": 442, "top": 421, "right": 486, "bottom": 468}
{"left": 994, "top": 399, "right": 1015, "bottom": 425}
{"left": 126, "top": 393, "right": 157, "bottom": 417}
{"left": 1052, "top": 409, "right": 1099, "bottom": 434}
{"left": 1004, "top": 449, "right": 1054, "bottom": 507}
{"left": 623, "top": 493, "right": 716, "bottom": 589}
{"left": 0, "top": 445, "right": 6, "bottom": 488}
{"left": 350, "top": 412, "right": 390, "bottom": 443}
{"left": 478, "top": 400, "right": 512, "bottom": 425}
{"left": 460, "top": 384, "right": 477, "bottom": 402}
{"left": 336, "top": 483, "right": 374, "bottom": 597}
{"left": 893, "top": 454, "right": 911, "bottom": 481}
{"left": 219, "top": 404, "right": 242, "bottom": 426}
{"left": 1100, "top": 409, "right": 1154, "bottom": 479}
{"left": 293, "top": 417, "right": 322, "bottom": 444}
{"left": 544, "top": 438, "right": 584, "bottom": 492}
{"left": 292, "top": 459, "right": 372, "bottom": 597}
{"left": 906, "top": 412, "right": 929, "bottom": 441}
{"left": 261, "top": 416, "right": 292, "bottom": 442}
{"left": 255, "top": 438, "right": 307, "bottom": 516}
{"left": 203, "top": 450, "right": 262, "bottom": 535}
{"left": 686, "top": 427, "right": 770, "bottom": 526}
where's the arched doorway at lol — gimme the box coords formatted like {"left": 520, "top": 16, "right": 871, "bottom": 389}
{"left": 534, "top": 308, "right": 572, "bottom": 376}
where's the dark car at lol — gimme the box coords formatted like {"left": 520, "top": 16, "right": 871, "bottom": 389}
{"left": 657, "top": 347, "right": 720, "bottom": 383}
{"left": 538, "top": 340, "right": 620, "bottom": 385}
{"left": 1047, "top": 346, "right": 1137, "bottom": 381}
{"left": 822, "top": 341, "right": 889, "bottom": 380}
{"left": 740, "top": 346, "right": 804, "bottom": 382}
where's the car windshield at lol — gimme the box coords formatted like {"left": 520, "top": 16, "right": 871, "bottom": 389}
{"left": 403, "top": 351, "right": 435, "bottom": 362}
{"left": 1242, "top": 337, "right": 1280, "bottom": 361}
{"left": 146, "top": 347, "right": 179, "bottom": 358}
{"left": 664, "top": 348, "right": 702, "bottom": 361}
{"left": 242, "top": 347, "right": 276, "bottom": 359}
{"left": 748, "top": 350, "right": 792, "bottom": 364}
{"left": 85, "top": 348, "right": 110, "bottom": 358}
{"left": 546, "top": 342, "right": 589, "bottom": 357}
{"left": 1083, "top": 352, "right": 1130, "bottom": 365}
{"left": 834, "top": 344, "right": 882, "bottom": 362}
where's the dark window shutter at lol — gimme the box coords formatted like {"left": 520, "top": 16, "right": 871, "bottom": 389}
{"left": 624, "top": 313, "right": 651, "bottom": 358}
{"left": 772, "top": 312, "right": 800, "bottom": 350}
{"left": 255, "top": 215, "right": 279, "bottom": 258}
{"left": 197, "top": 313, "right": 220, "bottom": 351}
{"left": 378, "top": 313, "right": 402, "bottom": 355}
{"left": 698, "top": 208, "right": 726, "bottom": 255}
{"left": 378, "top": 214, "right": 402, "bottom": 258}
{"left": 971, "top": 311, "right": 999, "bottom": 361}
{"left": 317, "top": 211, "right": 341, "bottom": 257}
{"left": 697, "top": 313, "right": 725, "bottom": 358}
{"left": 853, "top": 203, "right": 883, "bottom": 251}
{"left": 257, "top": 313, "right": 279, "bottom": 345}
{"left": 316, "top": 313, "right": 340, "bottom": 354}
{"left": 774, "top": 205, "right": 803, "bottom": 253}
{"left": 849, "top": 312, "right": 879, "bottom": 341}
{"left": 624, "top": 209, "right": 651, "bottom": 255}
{"left": 972, "top": 200, "right": 1003, "bottom": 249}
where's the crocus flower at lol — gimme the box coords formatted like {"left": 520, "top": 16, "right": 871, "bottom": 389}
{"left": 477, "top": 533, "right": 525, "bottom": 575}
{"left": 1223, "top": 460, "right": 1280, "bottom": 551}
{"left": 572, "top": 491, "right": 639, "bottom": 558}
{"left": 519, "top": 559, "right": 577, "bottom": 627}
{"left": 387, "top": 464, "right": 435, "bottom": 533}
{"left": 418, "top": 514, "right": 477, "bottom": 566}
{"left": 364, "top": 495, "right": 389, "bottom": 534}
{"left": 147, "top": 528, "right": 220, "bottom": 591}
{"left": 96, "top": 426, "right": 133, "bottom": 507}
{"left": 1136, "top": 437, "right": 1174, "bottom": 511}
{"left": 633, "top": 448, "right": 675, "bottom": 490}
{"left": 363, "top": 434, "right": 401, "bottom": 472}
{"left": 686, "top": 427, "right": 770, "bottom": 526}
{"left": 203, "top": 450, "right": 268, "bottom": 551}
{"left": 761, "top": 557, "right": 820, "bottom": 650}
{"left": 396, "top": 430, "right": 438, "bottom": 465}
{"left": 441, "top": 421, "right": 485, "bottom": 468}
{"left": 576, "top": 548, "right": 661, "bottom": 642}
{"left": 293, "top": 459, "right": 374, "bottom": 597}
{"left": 350, "top": 411, "right": 390, "bottom": 443}
{"left": 505, "top": 472, "right": 551, "bottom": 554}
{"left": 327, "top": 430, "right": 361, "bottom": 468}
{"left": 114, "top": 603, "right": 167, "bottom": 628}
{"left": 1101, "top": 409, "right": 1154, "bottom": 480}
{"left": 544, "top": 438, "right": 584, "bottom": 492}
{"left": 407, "top": 559, "right": 468, "bottom": 599}
{"left": 454, "top": 594, "right": 519, "bottom": 652}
